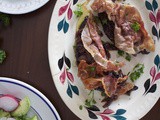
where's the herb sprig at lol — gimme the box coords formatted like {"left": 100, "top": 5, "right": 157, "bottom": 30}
{"left": 79, "top": 90, "right": 97, "bottom": 110}
{"left": 129, "top": 63, "right": 144, "bottom": 82}
{"left": 117, "top": 50, "right": 131, "bottom": 61}
{"left": 0, "top": 12, "right": 10, "bottom": 64}
{"left": 0, "top": 50, "right": 6, "bottom": 64}
{"left": 131, "top": 22, "right": 140, "bottom": 32}
{"left": 74, "top": 4, "right": 83, "bottom": 17}
{"left": 0, "top": 13, "right": 10, "bottom": 26}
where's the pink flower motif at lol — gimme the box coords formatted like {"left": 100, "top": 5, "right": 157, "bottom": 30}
{"left": 100, "top": 115, "right": 111, "bottom": 120}
{"left": 67, "top": 71, "right": 74, "bottom": 83}
{"left": 67, "top": 5, "right": 73, "bottom": 20}
{"left": 156, "top": 9, "right": 160, "bottom": 24}
{"left": 59, "top": 67, "right": 66, "bottom": 84}
{"left": 101, "top": 109, "right": 114, "bottom": 114}
{"left": 59, "top": 1, "right": 70, "bottom": 16}
{"left": 154, "top": 72, "right": 160, "bottom": 82}
{"left": 150, "top": 66, "right": 156, "bottom": 80}
{"left": 149, "top": 11, "right": 156, "bottom": 23}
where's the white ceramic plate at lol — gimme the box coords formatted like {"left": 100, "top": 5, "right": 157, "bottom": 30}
{"left": 0, "top": 77, "right": 61, "bottom": 120}
{"left": 0, "top": 0, "right": 49, "bottom": 14}
{"left": 48, "top": 0, "right": 160, "bottom": 120}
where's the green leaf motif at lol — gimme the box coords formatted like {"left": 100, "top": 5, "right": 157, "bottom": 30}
{"left": 113, "top": 115, "right": 126, "bottom": 120}
{"left": 114, "top": 109, "right": 126, "bottom": 115}
{"left": 152, "top": 0, "right": 158, "bottom": 11}
{"left": 154, "top": 55, "right": 160, "bottom": 69}
{"left": 86, "top": 105, "right": 100, "bottom": 111}
{"left": 87, "top": 109, "right": 98, "bottom": 119}
{"left": 144, "top": 79, "right": 150, "bottom": 94}
{"left": 70, "top": 84, "right": 79, "bottom": 95}
{"left": 145, "top": 1, "right": 153, "bottom": 11}
{"left": 152, "top": 26, "right": 158, "bottom": 38}
{"left": 147, "top": 84, "right": 157, "bottom": 94}
{"left": 67, "top": 84, "right": 72, "bottom": 98}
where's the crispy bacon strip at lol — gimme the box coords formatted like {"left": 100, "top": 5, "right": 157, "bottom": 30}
{"left": 78, "top": 60, "right": 129, "bottom": 95}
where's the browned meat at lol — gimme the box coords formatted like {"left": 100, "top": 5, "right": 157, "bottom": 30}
{"left": 102, "top": 75, "right": 118, "bottom": 97}
{"left": 91, "top": 0, "right": 155, "bottom": 54}
{"left": 75, "top": 17, "right": 95, "bottom": 65}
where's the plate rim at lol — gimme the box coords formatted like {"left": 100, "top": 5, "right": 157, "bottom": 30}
{"left": 0, "top": 0, "right": 49, "bottom": 15}
{"left": 0, "top": 77, "right": 61, "bottom": 120}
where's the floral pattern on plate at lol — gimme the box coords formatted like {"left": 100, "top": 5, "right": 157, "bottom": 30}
{"left": 49, "top": 0, "right": 160, "bottom": 119}
{"left": 58, "top": 53, "right": 79, "bottom": 98}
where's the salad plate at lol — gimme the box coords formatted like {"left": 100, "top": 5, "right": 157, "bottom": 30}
{"left": 48, "top": 0, "right": 160, "bottom": 120}
{"left": 0, "top": 0, "right": 49, "bottom": 14}
{"left": 0, "top": 77, "right": 61, "bottom": 120}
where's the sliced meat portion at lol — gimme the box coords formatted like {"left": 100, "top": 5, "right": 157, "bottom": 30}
{"left": 81, "top": 15, "right": 124, "bottom": 71}
{"left": 91, "top": 0, "right": 155, "bottom": 54}
{"left": 116, "top": 82, "right": 134, "bottom": 96}
{"left": 81, "top": 77, "right": 102, "bottom": 90}
{"left": 102, "top": 75, "right": 118, "bottom": 97}
{"left": 75, "top": 17, "right": 95, "bottom": 65}
{"left": 78, "top": 60, "right": 129, "bottom": 96}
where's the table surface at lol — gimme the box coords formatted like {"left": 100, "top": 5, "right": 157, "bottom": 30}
{"left": 0, "top": 0, "right": 159, "bottom": 120}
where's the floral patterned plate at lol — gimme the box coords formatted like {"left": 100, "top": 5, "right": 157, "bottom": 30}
{"left": 48, "top": 0, "right": 160, "bottom": 120}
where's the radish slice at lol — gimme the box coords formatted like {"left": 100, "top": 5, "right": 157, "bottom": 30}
{"left": 0, "top": 95, "right": 19, "bottom": 112}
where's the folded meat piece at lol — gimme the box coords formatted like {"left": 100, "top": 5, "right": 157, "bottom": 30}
{"left": 81, "top": 15, "right": 124, "bottom": 71}
{"left": 91, "top": 0, "right": 155, "bottom": 54}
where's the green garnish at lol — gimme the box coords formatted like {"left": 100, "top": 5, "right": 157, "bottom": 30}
{"left": 131, "top": 22, "right": 140, "bottom": 32}
{"left": 117, "top": 50, "right": 131, "bottom": 61}
{"left": 118, "top": 50, "right": 125, "bottom": 56}
{"left": 79, "top": 105, "right": 83, "bottom": 110}
{"left": 85, "top": 90, "right": 97, "bottom": 107}
{"left": 129, "top": 63, "right": 144, "bottom": 82}
{"left": 125, "top": 53, "right": 131, "bottom": 61}
{"left": 74, "top": 4, "right": 83, "bottom": 17}
{"left": 0, "top": 50, "right": 6, "bottom": 64}
{"left": 0, "top": 13, "right": 10, "bottom": 26}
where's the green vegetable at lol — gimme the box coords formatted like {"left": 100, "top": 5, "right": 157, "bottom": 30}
{"left": 85, "top": 90, "right": 96, "bottom": 107}
{"left": 117, "top": 50, "right": 131, "bottom": 61}
{"left": 0, "top": 13, "right": 10, "bottom": 26}
{"left": 0, "top": 50, "right": 6, "bottom": 64}
{"left": 79, "top": 105, "right": 83, "bottom": 110}
{"left": 125, "top": 53, "right": 131, "bottom": 61}
{"left": 118, "top": 50, "right": 125, "bottom": 56}
{"left": 129, "top": 63, "right": 144, "bottom": 82}
{"left": 131, "top": 22, "right": 140, "bottom": 32}
{"left": 74, "top": 4, "right": 83, "bottom": 17}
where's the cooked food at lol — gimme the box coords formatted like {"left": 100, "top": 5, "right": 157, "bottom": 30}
{"left": 74, "top": 0, "right": 154, "bottom": 107}
{"left": 91, "top": 0, "right": 155, "bottom": 54}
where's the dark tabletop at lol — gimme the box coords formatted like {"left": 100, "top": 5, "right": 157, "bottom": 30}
{"left": 0, "top": 0, "right": 159, "bottom": 120}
